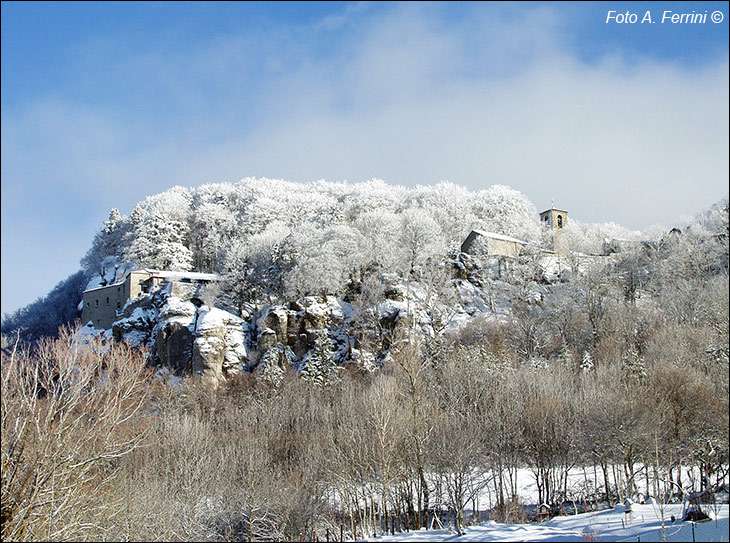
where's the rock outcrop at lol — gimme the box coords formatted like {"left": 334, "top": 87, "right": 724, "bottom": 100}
{"left": 107, "top": 291, "right": 251, "bottom": 389}
{"left": 155, "top": 297, "right": 197, "bottom": 374}
{"left": 192, "top": 306, "right": 247, "bottom": 389}
{"left": 84, "top": 256, "right": 567, "bottom": 388}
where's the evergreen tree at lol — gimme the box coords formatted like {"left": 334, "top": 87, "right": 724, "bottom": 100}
{"left": 580, "top": 350, "right": 594, "bottom": 372}
{"left": 621, "top": 343, "right": 646, "bottom": 382}
{"left": 301, "top": 331, "right": 339, "bottom": 387}
{"left": 259, "top": 347, "right": 286, "bottom": 385}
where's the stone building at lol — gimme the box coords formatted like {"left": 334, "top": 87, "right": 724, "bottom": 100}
{"left": 81, "top": 269, "right": 220, "bottom": 329}
{"left": 460, "top": 230, "right": 528, "bottom": 258}
{"left": 539, "top": 207, "right": 569, "bottom": 255}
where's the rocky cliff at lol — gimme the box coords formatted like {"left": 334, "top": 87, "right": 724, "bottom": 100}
{"left": 78, "top": 253, "right": 572, "bottom": 388}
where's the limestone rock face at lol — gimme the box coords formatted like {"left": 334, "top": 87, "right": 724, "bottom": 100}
{"left": 257, "top": 329, "right": 277, "bottom": 352}
{"left": 85, "top": 248, "right": 593, "bottom": 388}
{"left": 104, "top": 275, "right": 441, "bottom": 386}
{"left": 222, "top": 319, "right": 248, "bottom": 376}
{"left": 300, "top": 297, "right": 330, "bottom": 332}
{"left": 381, "top": 274, "right": 406, "bottom": 302}
{"left": 153, "top": 297, "right": 197, "bottom": 373}
{"left": 156, "top": 321, "right": 194, "bottom": 373}
{"left": 254, "top": 297, "right": 359, "bottom": 375}
{"left": 258, "top": 307, "right": 288, "bottom": 343}
{"left": 192, "top": 306, "right": 247, "bottom": 389}
{"left": 159, "top": 296, "right": 197, "bottom": 321}
{"left": 109, "top": 292, "right": 250, "bottom": 389}
{"left": 100, "top": 273, "right": 466, "bottom": 387}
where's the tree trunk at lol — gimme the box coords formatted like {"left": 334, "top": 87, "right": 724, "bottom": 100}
{"left": 601, "top": 461, "right": 612, "bottom": 506}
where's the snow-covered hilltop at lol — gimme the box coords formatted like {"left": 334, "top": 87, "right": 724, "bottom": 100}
{"left": 58, "top": 178, "right": 727, "bottom": 389}
{"left": 81, "top": 178, "right": 544, "bottom": 292}
{"left": 3, "top": 177, "right": 728, "bottom": 542}
{"left": 74, "top": 179, "right": 552, "bottom": 383}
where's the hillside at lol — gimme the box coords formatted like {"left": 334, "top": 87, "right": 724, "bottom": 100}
{"left": 1, "top": 178, "right": 728, "bottom": 542}
{"left": 2, "top": 179, "right": 728, "bottom": 388}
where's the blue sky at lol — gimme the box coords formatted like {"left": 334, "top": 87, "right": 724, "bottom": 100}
{"left": 1, "top": 1, "right": 728, "bottom": 316}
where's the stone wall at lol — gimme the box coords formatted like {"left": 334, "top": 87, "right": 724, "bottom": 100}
{"left": 81, "top": 282, "right": 128, "bottom": 329}
{"left": 461, "top": 231, "right": 526, "bottom": 258}
{"left": 487, "top": 237, "right": 524, "bottom": 258}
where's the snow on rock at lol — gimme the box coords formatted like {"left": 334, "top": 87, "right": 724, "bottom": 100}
{"left": 377, "top": 299, "right": 407, "bottom": 321}
{"left": 76, "top": 322, "right": 113, "bottom": 343}
{"left": 223, "top": 325, "right": 248, "bottom": 372}
{"left": 254, "top": 297, "right": 363, "bottom": 375}
{"left": 75, "top": 242, "right": 607, "bottom": 388}
{"left": 159, "top": 296, "right": 197, "bottom": 324}
{"left": 192, "top": 305, "right": 248, "bottom": 388}
{"left": 195, "top": 306, "right": 240, "bottom": 334}
{"left": 113, "top": 300, "right": 158, "bottom": 348}
{"left": 76, "top": 282, "right": 253, "bottom": 388}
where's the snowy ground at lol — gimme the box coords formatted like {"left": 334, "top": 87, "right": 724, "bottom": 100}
{"left": 363, "top": 504, "right": 729, "bottom": 542}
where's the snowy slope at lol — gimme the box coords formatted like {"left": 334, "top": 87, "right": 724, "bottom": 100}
{"left": 364, "top": 504, "right": 729, "bottom": 542}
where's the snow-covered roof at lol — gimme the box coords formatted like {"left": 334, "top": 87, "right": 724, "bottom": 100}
{"left": 83, "top": 269, "right": 221, "bottom": 293}
{"left": 82, "top": 279, "right": 126, "bottom": 293}
{"left": 471, "top": 230, "right": 528, "bottom": 245}
{"left": 141, "top": 269, "right": 222, "bottom": 281}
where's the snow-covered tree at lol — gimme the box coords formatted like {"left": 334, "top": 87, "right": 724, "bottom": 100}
{"left": 422, "top": 181, "right": 477, "bottom": 246}
{"left": 282, "top": 224, "right": 366, "bottom": 299}
{"left": 126, "top": 211, "right": 193, "bottom": 271}
{"left": 472, "top": 185, "right": 540, "bottom": 241}
{"left": 580, "top": 350, "right": 594, "bottom": 371}
{"left": 81, "top": 208, "right": 132, "bottom": 275}
{"left": 1, "top": 270, "right": 90, "bottom": 344}
{"left": 399, "top": 208, "right": 446, "bottom": 275}
{"left": 300, "top": 331, "right": 339, "bottom": 386}
{"left": 353, "top": 210, "right": 402, "bottom": 272}
{"left": 342, "top": 178, "right": 408, "bottom": 222}
{"left": 124, "top": 187, "right": 194, "bottom": 271}
{"left": 190, "top": 201, "right": 237, "bottom": 271}
{"left": 221, "top": 221, "right": 290, "bottom": 312}
{"left": 102, "top": 208, "right": 126, "bottom": 253}
{"left": 622, "top": 343, "right": 646, "bottom": 382}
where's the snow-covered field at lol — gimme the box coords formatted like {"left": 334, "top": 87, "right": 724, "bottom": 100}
{"left": 363, "top": 504, "right": 729, "bottom": 542}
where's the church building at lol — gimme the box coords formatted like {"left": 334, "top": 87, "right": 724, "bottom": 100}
{"left": 539, "top": 207, "right": 569, "bottom": 255}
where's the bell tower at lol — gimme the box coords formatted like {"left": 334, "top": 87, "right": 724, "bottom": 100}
{"left": 539, "top": 207, "right": 569, "bottom": 255}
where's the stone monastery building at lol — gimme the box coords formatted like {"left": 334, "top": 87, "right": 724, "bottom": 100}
{"left": 460, "top": 230, "right": 527, "bottom": 258}
{"left": 81, "top": 269, "right": 219, "bottom": 329}
{"left": 461, "top": 206, "right": 569, "bottom": 258}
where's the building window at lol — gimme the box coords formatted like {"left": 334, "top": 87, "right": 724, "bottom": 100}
{"left": 557, "top": 215, "right": 563, "bottom": 228}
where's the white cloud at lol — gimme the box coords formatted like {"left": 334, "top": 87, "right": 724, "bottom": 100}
{"left": 224, "top": 6, "right": 728, "bottom": 228}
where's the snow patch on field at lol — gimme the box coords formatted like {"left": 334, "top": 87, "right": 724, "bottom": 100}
{"left": 364, "top": 504, "right": 729, "bottom": 542}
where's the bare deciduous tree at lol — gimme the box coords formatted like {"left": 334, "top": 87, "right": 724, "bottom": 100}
{"left": 1, "top": 328, "right": 149, "bottom": 541}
